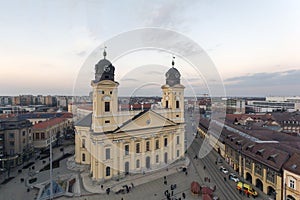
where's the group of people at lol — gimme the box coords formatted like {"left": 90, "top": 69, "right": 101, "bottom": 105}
{"left": 163, "top": 176, "right": 186, "bottom": 200}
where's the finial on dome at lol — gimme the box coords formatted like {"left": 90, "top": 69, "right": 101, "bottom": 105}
{"left": 103, "top": 46, "right": 107, "bottom": 59}
{"left": 172, "top": 56, "right": 175, "bottom": 67}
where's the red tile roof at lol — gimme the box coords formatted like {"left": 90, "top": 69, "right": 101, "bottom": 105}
{"left": 33, "top": 117, "right": 67, "bottom": 129}
{"left": 284, "top": 153, "right": 300, "bottom": 175}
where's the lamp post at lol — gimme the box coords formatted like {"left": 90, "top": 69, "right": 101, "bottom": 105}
{"left": 49, "top": 134, "right": 53, "bottom": 200}
{"left": 239, "top": 144, "right": 244, "bottom": 198}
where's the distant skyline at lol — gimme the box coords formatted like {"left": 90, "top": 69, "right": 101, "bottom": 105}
{"left": 1, "top": 0, "right": 300, "bottom": 96}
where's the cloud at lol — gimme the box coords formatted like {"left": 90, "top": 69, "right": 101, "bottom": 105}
{"left": 141, "top": 1, "right": 196, "bottom": 28}
{"left": 225, "top": 69, "right": 300, "bottom": 87}
{"left": 224, "top": 69, "right": 300, "bottom": 96}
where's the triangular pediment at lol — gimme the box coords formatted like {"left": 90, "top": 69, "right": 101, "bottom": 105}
{"left": 114, "top": 110, "right": 177, "bottom": 133}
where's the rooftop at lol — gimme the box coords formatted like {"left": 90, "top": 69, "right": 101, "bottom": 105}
{"left": 32, "top": 117, "right": 68, "bottom": 129}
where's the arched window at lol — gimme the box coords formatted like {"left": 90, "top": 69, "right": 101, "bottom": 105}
{"left": 82, "top": 153, "right": 85, "bottom": 162}
{"left": 164, "top": 138, "right": 168, "bottom": 147}
{"left": 164, "top": 152, "right": 168, "bottom": 164}
{"left": 136, "top": 159, "right": 140, "bottom": 168}
{"left": 82, "top": 139, "right": 85, "bottom": 148}
{"left": 106, "top": 166, "right": 111, "bottom": 176}
{"left": 176, "top": 100, "right": 179, "bottom": 108}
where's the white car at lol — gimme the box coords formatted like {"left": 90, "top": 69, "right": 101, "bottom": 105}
{"left": 228, "top": 173, "right": 239, "bottom": 182}
{"left": 219, "top": 166, "right": 229, "bottom": 174}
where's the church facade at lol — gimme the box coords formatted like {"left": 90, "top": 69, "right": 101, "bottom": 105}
{"left": 75, "top": 50, "right": 185, "bottom": 181}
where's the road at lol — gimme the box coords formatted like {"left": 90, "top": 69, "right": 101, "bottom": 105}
{"left": 185, "top": 109, "right": 272, "bottom": 200}
{"left": 0, "top": 111, "right": 274, "bottom": 200}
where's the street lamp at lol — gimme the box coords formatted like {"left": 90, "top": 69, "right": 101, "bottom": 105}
{"left": 49, "top": 134, "right": 53, "bottom": 200}
{"left": 239, "top": 144, "right": 245, "bottom": 198}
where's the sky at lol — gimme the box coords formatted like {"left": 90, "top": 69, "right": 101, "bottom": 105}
{"left": 0, "top": 0, "right": 300, "bottom": 97}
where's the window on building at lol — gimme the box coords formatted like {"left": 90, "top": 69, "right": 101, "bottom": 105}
{"left": 164, "top": 138, "right": 168, "bottom": 147}
{"left": 254, "top": 163, "right": 263, "bottom": 176}
{"left": 102, "top": 91, "right": 105, "bottom": 94}
{"left": 289, "top": 179, "right": 295, "bottom": 189}
{"left": 106, "top": 166, "right": 110, "bottom": 176}
{"left": 22, "top": 131, "right": 25, "bottom": 136}
{"left": 136, "top": 143, "right": 140, "bottom": 153}
{"left": 176, "top": 100, "right": 180, "bottom": 108}
{"left": 105, "top": 102, "right": 110, "bottom": 112}
{"left": 164, "top": 152, "right": 168, "bottom": 164}
{"left": 166, "top": 100, "right": 169, "bottom": 108}
{"left": 176, "top": 136, "right": 180, "bottom": 145}
{"left": 9, "top": 149, "right": 14, "bottom": 155}
{"left": 245, "top": 158, "right": 252, "bottom": 169}
{"left": 9, "top": 133, "right": 14, "bottom": 138}
{"left": 82, "top": 139, "right": 85, "bottom": 148}
{"left": 136, "top": 159, "right": 140, "bottom": 168}
{"left": 177, "top": 150, "right": 180, "bottom": 157}
{"left": 266, "top": 169, "right": 276, "bottom": 183}
{"left": 41, "top": 132, "right": 45, "bottom": 140}
{"left": 23, "top": 138, "right": 25, "bottom": 144}
{"left": 110, "top": 91, "right": 112, "bottom": 94}
{"left": 146, "top": 141, "right": 150, "bottom": 151}
{"left": 36, "top": 133, "right": 40, "bottom": 140}
{"left": 155, "top": 140, "right": 159, "bottom": 149}
{"left": 125, "top": 145, "right": 129, "bottom": 156}
{"left": 105, "top": 148, "right": 111, "bottom": 160}
{"left": 176, "top": 114, "right": 179, "bottom": 117}
{"left": 105, "top": 120, "right": 110, "bottom": 124}
{"left": 82, "top": 153, "right": 86, "bottom": 162}
{"left": 156, "top": 155, "right": 159, "bottom": 163}
{"left": 9, "top": 141, "right": 14, "bottom": 146}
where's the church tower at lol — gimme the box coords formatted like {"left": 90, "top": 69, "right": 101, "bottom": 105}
{"left": 161, "top": 57, "right": 185, "bottom": 123}
{"left": 91, "top": 48, "right": 119, "bottom": 132}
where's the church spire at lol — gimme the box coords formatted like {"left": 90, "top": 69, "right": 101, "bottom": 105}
{"left": 103, "top": 46, "right": 107, "bottom": 59}
{"left": 172, "top": 56, "right": 175, "bottom": 67}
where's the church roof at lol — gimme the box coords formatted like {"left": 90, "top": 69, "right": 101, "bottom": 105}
{"left": 165, "top": 57, "right": 181, "bottom": 86}
{"left": 94, "top": 48, "right": 116, "bottom": 83}
{"left": 113, "top": 110, "right": 178, "bottom": 133}
{"left": 75, "top": 113, "right": 92, "bottom": 127}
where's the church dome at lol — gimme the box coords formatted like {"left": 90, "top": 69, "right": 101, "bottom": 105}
{"left": 94, "top": 48, "right": 115, "bottom": 82}
{"left": 165, "top": 57, "right": 181, "bottom": 86}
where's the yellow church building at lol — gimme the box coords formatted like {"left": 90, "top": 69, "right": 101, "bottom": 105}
{"left": 75, "top": 50, "right": 185, "bottom": 181}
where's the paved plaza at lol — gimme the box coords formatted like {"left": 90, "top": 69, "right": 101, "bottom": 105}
{"left": 0, "top": 115, "right": 274, "bottom": 200}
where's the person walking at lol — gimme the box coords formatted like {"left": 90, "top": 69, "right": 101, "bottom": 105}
{"left": 182, "top": 192, "right": 186, "bottom": 199}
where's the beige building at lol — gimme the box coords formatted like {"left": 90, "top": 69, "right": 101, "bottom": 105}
{"left": 0, "top": 118, "right": 33, "bottom": 169}
{"left": 283, "top": 153, "right": 300, "bottom": 200}
{"left": 198, "top": 119, "right": 300, "bottom": 200}
{"left": 75, "top": 51, "right": 185, "bottom": 182}
{"left": 32, "top": 117, "right": 70, "bottom": 149}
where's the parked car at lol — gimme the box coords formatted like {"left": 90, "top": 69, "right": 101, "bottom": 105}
{"left": 219, "top": 166, "right": 229, "bottom": 174}
{"left": 228, "top": 173, "right": 239, "bottom": 182}
{"left": 216, "top": 157, "right": 223, "bottom": 163}
{"left": 236, "top": 181, "right": 258, "bottom": 197}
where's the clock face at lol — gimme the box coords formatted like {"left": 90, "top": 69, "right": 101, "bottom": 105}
{"left": 166, "top": 73, "right": 170, "bottom": 78}
{"left": 104, "top": 65, "right": 111, "bottom": 72}
{"left": 102, "top": 95, "right": 111, "bottom": 101}
{"left": 175, "top": 72, "right": 180, "bottom": 78}
{"left": 166, "top": 96, "right": 169, "bottom": 100}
